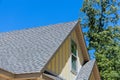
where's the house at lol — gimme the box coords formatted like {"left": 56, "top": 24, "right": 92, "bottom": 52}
{"left": 0, "top": 21, "right": 101, "bottom": 80}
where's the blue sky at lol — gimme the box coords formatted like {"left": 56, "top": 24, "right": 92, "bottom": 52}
{"left": 0, "top": 0, "right": 83, "bottom": 32}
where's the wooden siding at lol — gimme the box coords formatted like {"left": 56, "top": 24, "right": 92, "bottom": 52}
{"left": 92, "top": 63, "right": 101, "bottom": 80}
{"left": 45, "top": 26, "right": 84, "bottom": 80}
{"left": 89, "top": 72, "right": 95, "bottom": 80}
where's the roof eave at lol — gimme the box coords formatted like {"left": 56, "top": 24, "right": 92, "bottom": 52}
{"left": 0, "top": 68, "right": 42, "bottom": 79}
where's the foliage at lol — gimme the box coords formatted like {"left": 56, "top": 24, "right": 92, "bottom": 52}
{"left": 80, "top": 0, "right": 120, "bottom": 79}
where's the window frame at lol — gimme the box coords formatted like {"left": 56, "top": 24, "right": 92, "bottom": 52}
{"left": 71, "top": 39, "right": 78, "bottom": 74}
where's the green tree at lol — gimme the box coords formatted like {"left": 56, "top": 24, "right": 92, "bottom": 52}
{"left": 80, "top": 0, "right": 120, "bottom": 79}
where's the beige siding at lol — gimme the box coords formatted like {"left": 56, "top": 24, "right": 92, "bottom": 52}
{"left": 89, "top": 72, "right": 95, "bottom": 80}
{"left": 46, "top": 26, "right": 84, "bottom": 80}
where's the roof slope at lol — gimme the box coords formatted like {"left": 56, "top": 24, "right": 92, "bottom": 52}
{"left": 76, "top": 60, "right": 95, "bottom": 80}
{"left": 0, "top": 21, "right": 78, "bottom": 74}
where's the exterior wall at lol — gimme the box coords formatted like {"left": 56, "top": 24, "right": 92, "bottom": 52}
{"left": 89, "top": 72, "right": 95, "bottom": 80}
{"left": 89, "top": 63, "right": 101, "bottom": 80}
{"left": 92, "top": 63, "right": 101, "bottom": 80}
{"left": 46, "top": 27, "right": 84, "bottom": 80}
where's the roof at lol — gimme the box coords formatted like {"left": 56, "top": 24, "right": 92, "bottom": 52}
{"left": 0, "top": 21, "right": 78, "bottom": 74}
{"left": 76, "top": 60, "right": 95, "bottom": 80}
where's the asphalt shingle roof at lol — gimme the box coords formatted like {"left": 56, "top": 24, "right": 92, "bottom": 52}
{"left": 76, "top": 60, "right": 95, "bottom": 80}
{"left": 0, "top": 21, "right": 77, "bottom": 74}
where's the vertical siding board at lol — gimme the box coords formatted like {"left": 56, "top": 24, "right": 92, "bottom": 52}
{"left": 62, "top": 42, "right": 65, "bottom": 69}
{"left": 51, "top": 55, "right": 56, "bottom": 73}
{"left": 56, "top": 52, "right": 59, "bottom": 74}
{"left": 61, "top": 45, "right": 63, "bottom": 71}
{"left": 54, "top": 54, "right": 56, "bottom": 73}
{"left": 58, "top": 49, "right": 60, "bottom": 74}
{"left": 50, "top": 58, "right": 52, "bottom": 72}
{"left": 60, "top": 47, "right": 62, "bottom": 72}
{"left": 66, "top": 38, "right": 69, "bottom": 60}
{"left": 51, "top": 58, "right": 54, "bottom": 72}
{"left": 64, "top": 39, "right": 67, "bottom": 63}
{"left": 64, "top": 39, "right": 67, "bottom": 79}
{"left": 54, "top": 56, "right": 56, "bottom": 73}
{"left": 46, "top": 62, "right": 49, "bottom": 70}
{"left": 53, "top": 57, "right": 56, "bottom": 73}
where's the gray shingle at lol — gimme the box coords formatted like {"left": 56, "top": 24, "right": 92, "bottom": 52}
{"left": 0, "top": 21, "right": 78, "bottom": 74}
{"left": 76, "top": 60, "right": 95, "bottom": 80}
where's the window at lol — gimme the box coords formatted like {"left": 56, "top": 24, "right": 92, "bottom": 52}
{"left": 71, "top": 40, "right": 77, "bottom": 73}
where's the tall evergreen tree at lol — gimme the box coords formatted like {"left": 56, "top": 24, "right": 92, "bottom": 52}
{"left": 80, "top": 0, "right": 120, "bottom": 79}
